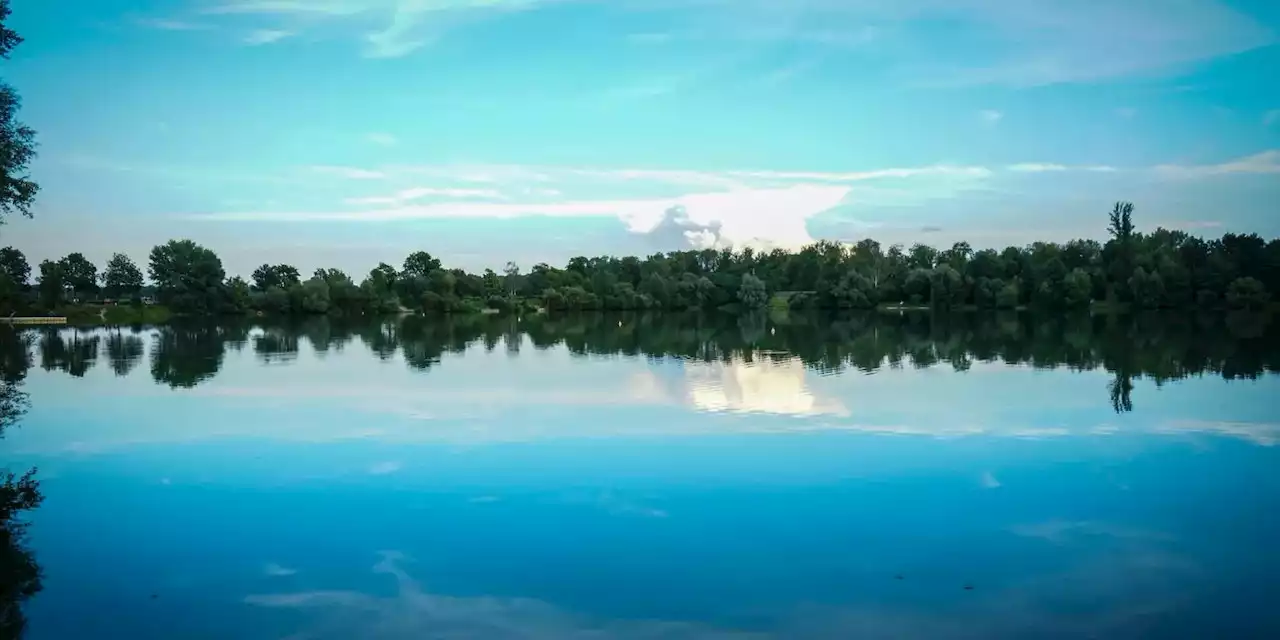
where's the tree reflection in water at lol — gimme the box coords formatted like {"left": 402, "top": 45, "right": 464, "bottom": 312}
{"left": 0, "top": 327, "right": 41, "bottom": 639}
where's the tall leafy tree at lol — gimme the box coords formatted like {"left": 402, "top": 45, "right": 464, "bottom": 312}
{"left": 148, "top": 240, "right": 227, "bottom": 314}
{"left": 36, "top": 259, "right": 63, "bottom": 308}
{"left": 1106, "top": 201, "right": 1137, "bottom": 298}
{"left": 57, "top": 253, "right": 97, "bottom": 299}
{"left": 0, "top": 246, "right": 26, "bottom": 311}
{"left": 100, "top": 253, "right": 144, "bottom": 299}
{"left": 0, "top": 247, "right": 26, "bottom": 288}
{"left": 250, "top": 264, "right": 300, "bottom": 292}
{"left": 0, "top": 0, "right": 37, "bottom": 224}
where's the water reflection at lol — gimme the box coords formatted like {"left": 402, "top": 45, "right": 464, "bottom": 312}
{"left": 24, "top": 311, "right": 1280, "bottom": 416}
{"left": 8, "top": 315, "right": 1280, "bottom": 639}
{"left": 0, "top": 328, "right": 41, "bottom": 639}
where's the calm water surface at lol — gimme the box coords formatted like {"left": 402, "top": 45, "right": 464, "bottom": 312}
{"left": 3, "top": 312, "right": 1280, "bottom": 639}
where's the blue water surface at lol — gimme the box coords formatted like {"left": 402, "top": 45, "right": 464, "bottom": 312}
{"left": 4, "top": 317, "right": 1280, "bottom": 639}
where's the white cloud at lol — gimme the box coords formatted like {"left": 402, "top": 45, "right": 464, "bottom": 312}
{"left": 198, "top": 184, "right": 853, "bottom": 251}
{"left": 308, "top": 165, "right": 388, "bottom": 180}
{"left": 243, "top": 29, "right": 293, "bottom": 44}
{"left": 186, "top": 161, "right": 1009, "bottom": 250}
{"left": 1007, "top": 163, "right": 1066, "bottom": 172}
{"left": 980, "top": 109, "right": 1003, "bottom": 124}
{"left": 980, "top": 471, "right": 1001, "bottom": 489}
{"left": 1005, "top": 164, "right": 1119, "bottom": 173}
{"left": 344, "top": 187, "right": 506, "bottom": 206}
{"left": 1153, "top": 150, "right": 1280, "bottom": 179}
{"left": 365, "top": 132, "right": 398, "bottom": 146}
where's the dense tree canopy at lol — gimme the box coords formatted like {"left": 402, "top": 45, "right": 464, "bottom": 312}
{"left": 100, "top": 253, "right": 144, "bottom": 299}
{"left": 148, "top": 240, "right": 230, "bottom": 315}
{"left": 1, "top": 203, "right": 1278, "bottom": 317}
{"left": 0, "top": 0, "right": 36, "bottom": 224}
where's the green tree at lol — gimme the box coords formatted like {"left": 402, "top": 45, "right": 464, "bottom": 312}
{"left": 100, "top": 253, "right": 144, "bottom": 299}
{"left": 0, "top": 0, "right": 37, "bottom": 225}
{"left": 402, "top": 251, "right": 442, "bottom": 280}
{"left": 0, "top": 247, "right": 27, "bottom": 289}
{"left": 225, "top": 276, "right": 251, "bottom": 313}
{"left": 1106, "top": 201, "right": 1136, "bottom": 299}
{"left": 0, "top": 246, "right": 26, "bottom": 311}
{"left": 148, "top": 240, "right": 228, "bottom": 314}
{"left": 251, "top": 264, "right": 300, "bottom": 292}
{"left": 57, "top": 253, "right": 97, "bottom": 299}
{"left": 36, "top": 260, "right": 63, "bottom": 308}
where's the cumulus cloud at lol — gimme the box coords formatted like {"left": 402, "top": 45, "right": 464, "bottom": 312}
{"left": 644, "top": 205, "right": 723, "bottom": 250}
{"left": 197, "top": 183, "right": 853, "bottom": 251}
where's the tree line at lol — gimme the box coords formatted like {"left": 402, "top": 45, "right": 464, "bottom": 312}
{"left": 3, "top": 203, "right": 1277, "bottom": 317}
{"left": 21, "top": 310, "right": 1280, "bottom": 414}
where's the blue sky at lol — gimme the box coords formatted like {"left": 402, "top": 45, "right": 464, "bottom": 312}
{"left": 5, "top": 0, "right": 1280, "bottom": 277}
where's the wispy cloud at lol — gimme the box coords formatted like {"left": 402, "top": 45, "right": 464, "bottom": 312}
{"left": 1265, "top": 110, "right": 1280, "bottom": 127}
{"left": 188, "top": 0, "right": 1271, "bottom": 88}
{"left": 1153, "top": 150, "right": 1280, "bottom": 179}
{"left": 980, "top": 110, "right": 1003, "bottom": 125}
{"left": 1007, "top": 163, "right": 1119, "bottom": 173}
{"left": 365, "top": 132, "right": 398, "bottom": 146}
{"left": 308, "top": 165, "right": 387, "bottom": 180}
{"left": 344, "top": 187, "right": 505, "bottom": 205}
{"left": 137, "top": 17, "right": 209, "bottom": 31}
{"left": 243, "top": 29, "right": 293, "bottom": 44}
{"left": 1007, "top": 163, "right": 1065, "bottom": 172}
{"left": 203, "top": 0, "right": 554, "bottom": 58}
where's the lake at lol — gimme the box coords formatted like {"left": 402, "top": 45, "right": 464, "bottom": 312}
{"left": 3, "top": 311, "right": 1280, "bottom": 639}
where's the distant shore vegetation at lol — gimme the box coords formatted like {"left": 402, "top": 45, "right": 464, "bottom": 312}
{"left": 2, "top": 203, "right": 1276, "bottom": 320}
